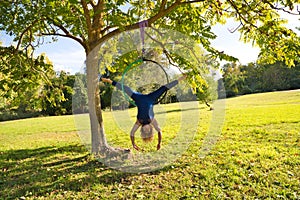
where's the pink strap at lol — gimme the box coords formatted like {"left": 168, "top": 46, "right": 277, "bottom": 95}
{"left": 139, "top": 20, "right": 148, "bottom": 50}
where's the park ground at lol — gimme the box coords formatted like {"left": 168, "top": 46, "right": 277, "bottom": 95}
{"left": 0, "top": 90, "right": 299, "bottom": 199}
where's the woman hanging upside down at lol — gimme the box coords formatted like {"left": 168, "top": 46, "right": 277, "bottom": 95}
{"left": 101, "top": 75, "right": 186, "bottom": 151}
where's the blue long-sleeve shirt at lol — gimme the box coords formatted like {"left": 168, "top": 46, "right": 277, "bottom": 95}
{"left": 112, "top": 80, "right": 178, "bottom": 125}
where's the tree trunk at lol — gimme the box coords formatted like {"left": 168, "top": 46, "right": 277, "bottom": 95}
{"left": 86, "top": 45, "right": 109, "bottom": 154}
{"left": 86, "top": 43, "right": 132, "bottom": 159}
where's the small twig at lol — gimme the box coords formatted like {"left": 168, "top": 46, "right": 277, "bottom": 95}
{"left": 164, "top": 50, "right": 184, "bottom": 73}
{"left": 228, "top": 23, "right": 243, "bottom": 33}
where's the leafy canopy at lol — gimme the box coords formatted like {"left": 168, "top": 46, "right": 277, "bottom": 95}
{"left": 1, "top": 0, "right": 299, "bottom": 66}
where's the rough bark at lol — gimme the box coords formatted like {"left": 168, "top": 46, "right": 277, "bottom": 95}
{"left": 86, "top": 45, "right": 107, "bottom": 153}
{"left": 86, "top": 38, "right": 132, "bottom": 159}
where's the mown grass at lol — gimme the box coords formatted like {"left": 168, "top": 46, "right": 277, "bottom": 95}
{"left": 0, "top": 90, "right": 299, "bottom": 199}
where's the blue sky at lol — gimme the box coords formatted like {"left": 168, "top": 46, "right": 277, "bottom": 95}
{"left": 1, "top": 11, "right": 299, "bottom": 74}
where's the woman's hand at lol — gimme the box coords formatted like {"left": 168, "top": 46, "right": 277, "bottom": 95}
{"left": 101, "top": 77, "right": 112, "bottom": 84}
{"left": 130, "top": 121, "right": 141, "bottom": 151}
{"left": 157, "top": 143, "right": 161, "bottom": 150}
{"left": 133, "top": 144, "right": 140, "bottom": 151}
{"left": 178, "top": 74, "right": 187, "bottom": 82}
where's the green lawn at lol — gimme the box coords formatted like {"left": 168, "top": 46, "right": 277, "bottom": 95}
{"left": 0, "top": 90, "right": 299, "bottom": 199}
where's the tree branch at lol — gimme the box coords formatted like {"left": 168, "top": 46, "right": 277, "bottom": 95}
{"left": 90, "top": 0, "right": 97, "bottom": 8}
{"left": 16, "top": 19, "right": 40, "bottom": 51}
{"left": 228, "top": 22, "right": 243, "bottom": 33}
{"left": 93, "top": 0, "right": 105, "bottom": 31}
{"left": 159, "top": 0, "right": 167, "bottom": 12}
{"left": 100, "top": 25, "right": 112, "bottom": 35}
{"left": 264, "top": 1, "right": 300, "bottom": 15}
{"left": 81, "top": 0, "right": 92, "bottom": 39}
{"left": 182, "top": 0, "right": 206, "bottom": 4}
{"left": 40, "top": 32, "right": 87, "bottom": 51}
{"left": 87, "top": 0, "right": 208, "bottom": 51}
{"left": 46, "top": 17, "right": 87, "bottom": 51}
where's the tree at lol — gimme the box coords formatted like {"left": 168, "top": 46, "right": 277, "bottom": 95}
{"left": 0, "top": 45, "right": 76, "bottom": 120}
{"left": 221, "top": 62, "right": 245, "bottom": 97}
{"left": 221, "top": 61, "right": 300, "bottom": 95}
{"left": 239, "top": 62, "right": 264, "bottom": 94}
{"left": 0, "top": 46, "right": 55, "bottom": 117}
{"left": 1, "top": 0, "right": 299, "bottom": 156}
{"left": 73, "top": 72, "right": 88, "bottom": 114}
{"left": 41, "top": 71, "right": 75, "bottom": 116}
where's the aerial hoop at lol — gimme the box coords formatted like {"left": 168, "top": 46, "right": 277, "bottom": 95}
{"left": 121, "top": 57, "right": 170, "bottom": 106}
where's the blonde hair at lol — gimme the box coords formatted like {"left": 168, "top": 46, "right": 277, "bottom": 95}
{"left": 140, "top": 124, "right": 154, "bottom": 142}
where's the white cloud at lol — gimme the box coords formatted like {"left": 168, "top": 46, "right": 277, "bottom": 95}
{"left": 211, "top": 20, "right": 260, "bottom": 65}
{"left": 34, "top": 37, "right": 86, "bottom": 74}
{"left": 44, "top": 49, "right": 85, "bottom": 74}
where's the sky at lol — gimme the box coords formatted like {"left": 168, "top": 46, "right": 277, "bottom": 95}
{"left": 1, "top": 10, "right": 299, "bottom": 74}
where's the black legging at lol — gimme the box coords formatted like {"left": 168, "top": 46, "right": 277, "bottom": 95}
{"left": 112, "top": 80, "right": 178, "bottom": 101}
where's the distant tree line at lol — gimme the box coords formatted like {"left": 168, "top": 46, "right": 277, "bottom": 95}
{"left": 221, "top": 61, "right": 300, "bottom": 97}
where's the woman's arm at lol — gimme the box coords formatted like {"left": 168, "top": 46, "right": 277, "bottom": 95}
{"left": 130, "top": 121, "right": 141, "bottom": 150}
{"left": 101, "top": 78, "right": 135, "bottom": 97}
{"left": 157, "top": 131, "right": 162, "bottom": 150}
{"left": 151, "top": 118, "right": 162, "bottom": 150}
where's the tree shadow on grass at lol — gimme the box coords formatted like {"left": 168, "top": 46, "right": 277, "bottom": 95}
{"left": 155, "top": 106, "right": 203, "bottom": 115}
{"left": 0, "top": 145, "right": 113, "bottom": 198}
{"left": 0, "top": 144, "right": 188, "bottom": 198}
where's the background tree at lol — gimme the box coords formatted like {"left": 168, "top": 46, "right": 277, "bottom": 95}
{"left": 0, "top": 45, "right": 76, "bottom": 120}
{"left": 221, "top": 61, "right": 300, "bottom": 96}
{"left": 41, "top": 71, "right": 75, "bottom": 116}
{"left": 73, "top": 72, "right": 89, "bottom": 114}
{"left": 261, "top": 62, "right": 294, "bottom": 91}
{"left": 239, "top": 62, "right": 263, "bottom": 94}
{"left": 0, "top": 46, "right": 54, "bottom": 120}
{"left": 222, "top": 63, "right": 245, "bottom": 97}
{"left": 1, "top": 0, "right": 299, "bottom": 156}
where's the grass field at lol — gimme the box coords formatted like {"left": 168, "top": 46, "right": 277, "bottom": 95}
{"left": 0, "top": 90, "right": 299, "bottom": 199}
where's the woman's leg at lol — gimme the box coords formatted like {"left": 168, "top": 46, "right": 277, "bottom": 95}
{"left": 112, "top": 81, "right": 136, "bottom": 98}
{"left": 148, "top": 80, "right": 179, "bottom": 101}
